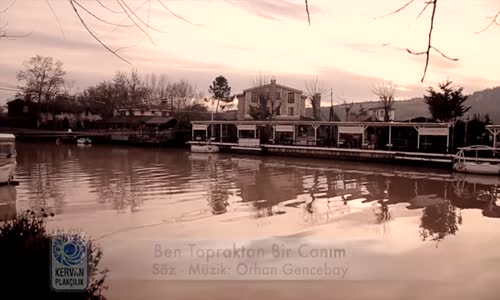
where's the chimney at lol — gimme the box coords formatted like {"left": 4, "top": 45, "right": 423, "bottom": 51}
{"left": 270, "top": 76, "right": 277, "bottom": 102}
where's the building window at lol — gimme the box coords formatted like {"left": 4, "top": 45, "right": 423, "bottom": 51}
{"left": 162, "top": 111, "right": 168, "bottom": 117}
{"left": 287, "top": 92, "right": 294, "bottom": 104}
{"left": 276, "top": 106, "right": 281, "bottom": 116}
{"left": 288, "top": 107, "right": 294, "bottom": 116}
{"left": 276, "top": 92, "right": 281, "bottom": 100}
{"left": 251, "top": 92, "right": 258, "bottom": 103}
{"left": 141, "top": 110, "right": 145, "bottom": 115}
{"left": 151, "top": 111, "right": 155, "bottom": 115}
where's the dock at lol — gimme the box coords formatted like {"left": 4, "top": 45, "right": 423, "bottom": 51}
{"left": 189, "top": 120, "right": 456, "bottom": 167}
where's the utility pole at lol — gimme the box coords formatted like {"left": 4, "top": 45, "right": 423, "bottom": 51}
{"left": 329, "top": 88, "right": 334, "bottom": 122}
{"left": 329, "top": 88, "right": 334, "bottom": 145}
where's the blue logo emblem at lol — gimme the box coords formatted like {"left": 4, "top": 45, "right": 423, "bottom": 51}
{"left": 52, "top": 236, "right": 87, "bottom": 267}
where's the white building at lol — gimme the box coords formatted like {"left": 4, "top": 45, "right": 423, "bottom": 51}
{"left": 236, "top": 78, "right": 308, "bottom": 120}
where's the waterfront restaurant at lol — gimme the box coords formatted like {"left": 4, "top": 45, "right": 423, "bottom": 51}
{"left": 487, "top": 125, "right": 500, "bottom": 148}
{"left": 190, "top": 120, "right": 452, "bottom": 153}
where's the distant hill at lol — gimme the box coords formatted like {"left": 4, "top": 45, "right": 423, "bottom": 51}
{"left": 315, "top": 86, "right": 500, "bottom": 123}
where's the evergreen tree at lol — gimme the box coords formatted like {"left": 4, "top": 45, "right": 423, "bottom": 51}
{"left": 424, "top": 80, "right": 470, "bottom": 123}
{"left": 208, "top": 75, "right": 232, "bottom": 114}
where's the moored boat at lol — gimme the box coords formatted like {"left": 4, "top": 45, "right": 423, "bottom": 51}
{"left": 190, "top": 142, "right": 220, "bottom": 153}
{"left": 453, "top": 145, "right": 500, "bottom": 176}
{"left": 76, "top": 137, "right": 92, "bottom": 145}
{"left": 0, "top": 134, "right": 17, "bottom": 184}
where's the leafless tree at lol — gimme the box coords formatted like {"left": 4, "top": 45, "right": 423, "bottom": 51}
{"left": 16, "top": 55, "right": 66, "bottom": 103}
{"left": 248, "top": 75, "right": 281, "bottom": 120}
{"left": 143, "top": 73, "right": 170, "bottom": 106}
{"left": 305, "top": 76, "right": 327, "bottom": 120}
{"left": 171, "top": 79, "right": 197, "bottom": 111}
{"left": 372, "top": 80, "right": 396, "bottom": 121}
{"left": 343, "top": 100, "right": 353, "bottom": 122}
{"left": 126, "top": 69, "right": 147, "bottom": 105}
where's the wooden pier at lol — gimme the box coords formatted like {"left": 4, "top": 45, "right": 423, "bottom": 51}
{"left": 190, "top": 120, "right": 455, "bottom": 167}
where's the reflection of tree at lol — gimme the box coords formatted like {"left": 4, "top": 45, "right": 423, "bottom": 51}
{"left": 98, "top": 177, "right": 143, "bottom": 214}
{"left": 419, "top": 200, "right": 462, "bottom": 245}
{"left": 375, "top": 199, "right": 391, "bottom": 223}
{"left": 0, "top": 186, "right": 17, "bottom": 221}
{"left": 204, "top": 155, "right": 231, "bottom": 215}
{"left": 207, "top": 188, "right": 229, "bottom": 215}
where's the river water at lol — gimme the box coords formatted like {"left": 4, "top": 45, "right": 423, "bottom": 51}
{"left": 3, "top": 142, "right": 500, "bottom": 299}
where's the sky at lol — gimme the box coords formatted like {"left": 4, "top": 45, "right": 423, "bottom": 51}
{"left": 0, "top": 0, "right": 499, "bottom": 106}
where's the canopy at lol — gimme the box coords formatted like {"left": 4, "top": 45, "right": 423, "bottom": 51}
{"left": 0, "top": 134, "right": 15, "bottom": 141}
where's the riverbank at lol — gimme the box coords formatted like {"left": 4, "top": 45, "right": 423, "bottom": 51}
{"left": 0, "top": 127, "right": 188, "bottom": 147}
{"left": 189, "top": 141, "right": 454, "bottom": 168}
{"left": 0, "top": 126, "right": 456, "bottom": 168}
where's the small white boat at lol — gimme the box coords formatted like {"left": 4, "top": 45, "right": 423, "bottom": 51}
{"left": 453, "top": 145, "right": 500, "bottom": 176}
{"left": 190, "top": 142, "right": 220, "bottom": 153}
{"left": 0, "top": 134, "right": 17, "bottom": 184}
{"left": 76, "top": 137, "right": 92, "bottom": 145}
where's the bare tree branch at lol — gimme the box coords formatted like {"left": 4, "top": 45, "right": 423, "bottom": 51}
{"left": 431, "top": 46, "right": 459, "bottom": 61}
{"left": 157, "top": 0, "right": 201, "bottom": 26}
{"left": 111, "top": 0, "right": 150, "bottom": 32}
{"left": 401, "top": 0, "right": 457, "bottom": 82}
{"left": 114, "top": 0, "right": 156, "bottom": 45}
{"left": 117, "top": 0, "right": 167, "bottom": 34}
{"left": 0, "top": 0, "right": 31, "bottom": 40}
{"left": 411, "top": 0, "right": 436, "bottom": 82}
{"left": 476, "top": 9, "right": 500, "bottom": 33}
{"left": 416, "top": 1, "right": 431, "bottom": 19}
{"left": 95, "top": 0, "right": 122, "bottom": 14}
{"left": 374, "top": 0, "right": 415, "bottom": 19}
{"left": 69, "top": 0, "right": 131, "bottom": 64}
{"left": 0, "top": 0, "right": 16, "bottom": 14}
{"left": 305, "top": 0, "right": 310, "bottom": 25}
{"left": 45, "top": 0, "right": 66, "bottom": 39}
{"left": 72, "top": 0, "right": 135, "bottom": 28}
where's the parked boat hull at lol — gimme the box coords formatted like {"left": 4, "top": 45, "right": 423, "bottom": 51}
{"left": 453, "top": 162, "right": 500, "bottom": 176}
{"left": 76, "top": 138, "right": 92, "bottom": 145}
{"left": 190, "top": 144, "right": 220, "bottom": 153}
{"left": 0, "top": 161, "right": 16, "bottom": 184}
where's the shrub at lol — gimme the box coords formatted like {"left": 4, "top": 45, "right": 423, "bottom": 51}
{"left": 0, "top": 209, "right": 108, "bottom": 299}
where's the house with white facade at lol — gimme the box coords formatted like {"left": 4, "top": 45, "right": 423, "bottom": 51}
{"left": 367, "top": 107, "right": 396, "bottom": 121}
{"left": 236, "top": 78, "right": 308, "bottom": 120}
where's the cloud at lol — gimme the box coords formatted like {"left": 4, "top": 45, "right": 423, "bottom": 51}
{"left": 221, "top": 0, "right": 320, "bottom": 21}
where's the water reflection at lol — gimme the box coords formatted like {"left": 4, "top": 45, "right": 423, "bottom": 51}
{"left": 0, "top": 186, "right": 16, "bottom": 220}
{"left": 10, "top": 142, "right": 500, "bottom": 245}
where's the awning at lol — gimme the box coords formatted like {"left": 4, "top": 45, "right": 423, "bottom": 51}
{"left": 338, "top": 126, "right": 365, "bottom": 134}
{"left": 418, "top": 127, "right": 449, "bottom": 136}
{"left": 193, "top": 124, "right": 208, "bottom": 130}
{"left": 237, "top": 124, "right": 256, "bottom": 131}
{"left": 275, "top": 125, "right": 294, "bottom": 132}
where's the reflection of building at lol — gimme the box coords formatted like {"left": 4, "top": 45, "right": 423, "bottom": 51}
{"left": 236, "top": 78, "right": 308, "bottom": 120}
{"left": 0, "top": 186, "right": 17, "bottom": 220}
{"left": 238, "top": 168, "right": 303, "bottom": 207}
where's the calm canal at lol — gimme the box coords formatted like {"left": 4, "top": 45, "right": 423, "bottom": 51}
{"left": 3, "top": 142, "right": 500, "bottom": 299}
